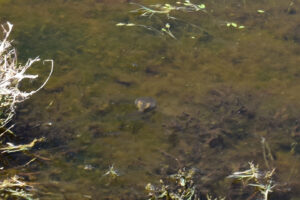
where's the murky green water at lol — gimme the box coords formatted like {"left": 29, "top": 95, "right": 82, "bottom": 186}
{"left": 1, "top": 0, "right": 300, "bottom": 199}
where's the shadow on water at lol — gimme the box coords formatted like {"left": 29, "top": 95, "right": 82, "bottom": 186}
{"left": 0, "top": 0, "right": 300, "bottom": 199}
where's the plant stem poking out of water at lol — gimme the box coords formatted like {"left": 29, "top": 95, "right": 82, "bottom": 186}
{"left": 117, "top": 0, "right": 206, "bottom": 39}
{"left": 0, "top": 22, "right": 53, "bottom": 199}
{"left": 228, "top": 162, "right": 276, "bottom": 200}
{"left": 130, "top": 0, "right": 206, "bottom": 19}
{"left": 103, "top": 165, "right": 120, "bottom": 179}
{"left": 161, "top": 23, "right": 177, "bottom": 40}
{"left": 261, "top": 137, "right": 274, "bottom": 170}
{"left": 0, "top": 22, "right": 53, "bottom": 132}
{"left": 147, "top": 164, "right": 276, "bottom": 200}
{"left": 0, "top": 175, "right": 35, "bottom": 200}
{"left": 0, "top": 137, "right": 45, "bottom": 153}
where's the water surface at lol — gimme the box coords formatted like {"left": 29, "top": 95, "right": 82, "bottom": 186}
{"left": 0, "top": 0, "right": 300, "bottom": 199}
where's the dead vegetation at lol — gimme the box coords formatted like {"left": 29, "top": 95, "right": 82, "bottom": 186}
{"left": 0, "top": 22, "right": 53, "bottom": 199}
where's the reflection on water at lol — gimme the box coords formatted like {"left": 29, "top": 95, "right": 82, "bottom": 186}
{"left": 0, "top": 0, "right": 300, "bottom": 199}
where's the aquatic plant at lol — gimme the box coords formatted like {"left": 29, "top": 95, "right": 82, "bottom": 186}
{"left": 0, "top": 22, "right": 53, "bottom": 200}
{"left": 0, "top": 22, "right": 53, "bottom": 133}
{"left": 130, "top": 0, "right": 206, "bottom": 19}
{"left": 227, "top": 162, "right": 260, "bottom": 182}
{"left": 228, "top": 162, "right": 276, "bottom": 200}
{"left": 116, "top": 22, "right": 162, "bottom": 35}
{"left": 145, "top": 168, "right": 200, "bottom": 200}
{"left": 0, "top": 137, "right": 45, "bottom": 153}
{"left": 118, "top": 0, "right": 251, "bottom": 40}
{"left": 0, "top": 175, "right": 35, "bottom": 200}
{"left": 130, "top": 2, "right": 176, "bottom": 19}
{"left": 117, "top": 0, "right": 206, "bottom": 39}
{"left": 261, "top": 137, "right": 275, "bottom": 170}
{"left": 116, "top": 22, "right": 177, "bottom": 40}
{"left": 146, "top": 162, "right": 276, "bottom": 200}
{"left": 161, "top": 23, "right": 177, "bottom": 40}
{"left": 103, "top": 165, "right": 120, "bottom": 179}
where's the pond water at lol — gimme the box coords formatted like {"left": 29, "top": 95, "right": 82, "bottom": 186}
{"left": 0, "top": 0, "right": 300, "bottom": 199}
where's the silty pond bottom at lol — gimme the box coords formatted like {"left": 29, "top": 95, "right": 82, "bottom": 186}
{"left": 0, "top": 0, "right": 300, "bottom": 199}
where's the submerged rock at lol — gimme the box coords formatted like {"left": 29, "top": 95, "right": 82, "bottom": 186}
{"left": 135, "top": 97, "right": 156, "bottom": 112}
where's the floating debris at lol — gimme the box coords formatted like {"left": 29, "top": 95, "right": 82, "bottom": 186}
{"left": 0, "top": 137, "right": 45, "bottom": 153}
{"left": 226, "top": 22, "right": 245, "bottom": 29}
{"left": 134, "top": 97, "right": 157, "bottom": 112}
{"left": 161, "top": 23, "right": 177, "bottom": 39}
{"left": 103, "top": 165, "right": 120, "bottom": 179}
{"left": 84, "top": 164, "right": 94, "bottom": 171}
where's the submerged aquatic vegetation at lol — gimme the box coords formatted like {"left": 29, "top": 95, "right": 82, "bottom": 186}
{"left": 0, "top": 175, "right": 35, "bottom": 200}
{"left": 145, "top": 168, "right": 200, "bottom": 200}
{"left": 130, "top": 0, "right": 206, "bottom": 19}
{"left": 161, "top": 23, "right": 177, "bottom": 40}
{"left": 0, "top": 137, "right": 45, "bottom": 153}
{"left": 116, "top": 22, "right": 177, "bottom": 39}
{"left": 248, "top": 181, "right": 275, "bottom": 200}
{"left": 130, "top": 2, "right": 176, "bottom": 19}
{"left": 227, "top": 162, "right": 260, "bottom": 182}
{"left": 116, "top": 22, "right": 163, "bottom": 35}
{"left": 117, "top": 0, "right": 249, "bottom": 39}
{"left": 147, "top": 163, "right": 276, "bottom": 200}
{"left": 261, "top": 137, "right": 274, "bottom": 170}
{"left": 117, "top": 0, "right": 206, "bottom": 39}
{"left": 228, "top": 162, "right": 276, "bottom": 200}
